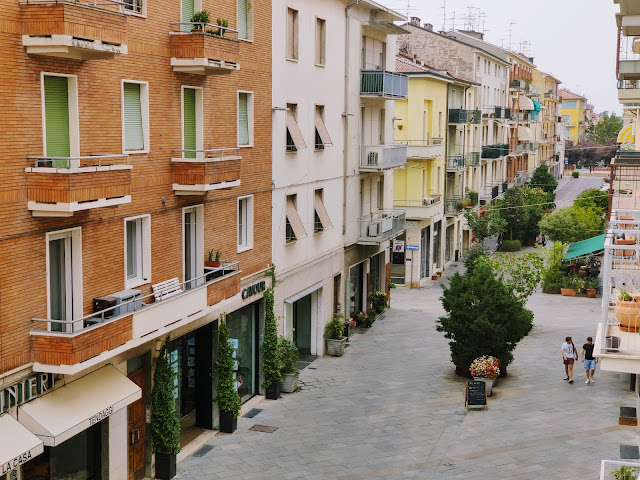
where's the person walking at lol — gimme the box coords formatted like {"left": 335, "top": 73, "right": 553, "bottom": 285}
{"left": 561, "top": 336, "right": 578, "bottom": 383}
{"left": 581, "top": 336, "right": 598, "bottom": 384}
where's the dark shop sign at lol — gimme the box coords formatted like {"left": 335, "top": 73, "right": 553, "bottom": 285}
{"left": 242, "top": 280, "right": 266, "bottom": 299}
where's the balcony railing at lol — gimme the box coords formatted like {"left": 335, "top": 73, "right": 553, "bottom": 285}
{"left": 618, "top": 33, "right": 640, "bottom": 80}
{"left": 20, "top": 0, "right": 128, "bottom": 60}
{"left": 543, "top": 92, "right": 560, "bottom": 101}
{"left": 448, "top": 109, "right": 481, "bottom": 124}
{"left": 444, "top": 195, "right": 462, "bottom": 215}
{"left": 169, "top": 22, "right": 240, "bottom": 74}
{"left": 466, "top": 152, "right": 480, "bottom": 166}
{"left": 393, "top": 195, "right": 442, "bottom": 219}
{"left": 360, "top": 144, "right": 407, "bottom": 171}
{"left": 172, "top": 148, "right": 241, "bottom": 194}
{"left": 482, "top": 144, "right": 509, "bottom": 159}
{"left": 360, "top": 70, "right": 408, "bottom": 99}
{"left": 31, "top": 261, "right": 241, "bottom": 365}
{"left": 446, "top": 155, "right": 465, "bottom": 170}
{"left": 397, "top": 139, "right": 444, "bottom": 159}
{"left": 358, "top": 210, "right": 405, "bottom": 245}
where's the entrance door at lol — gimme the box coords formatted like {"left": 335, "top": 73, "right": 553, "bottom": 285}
{"left": 420, "top": 227, "right": 430, "bottom": 278}
{"left": 348, "top": 263, "right": 363, "bottom": 318}
{"left": 128, "top": 362, "right": 146, "bottom": 480}
{"left": 293, "top": 294, "right": 312, "bottom": 354}
{"left": 49, "top": 234, "right": 73, "bottom": 333}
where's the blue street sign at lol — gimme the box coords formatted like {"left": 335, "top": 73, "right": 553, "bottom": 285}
{"left": 405, "top": 244, "right": 419, "bottom": 251}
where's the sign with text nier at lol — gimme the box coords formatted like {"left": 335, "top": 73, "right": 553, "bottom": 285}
{"left": 466, "top": 380, "right": 487, "bottom": 410}
{"left": 405, "top": 245, "right": 419, "bottom": 251}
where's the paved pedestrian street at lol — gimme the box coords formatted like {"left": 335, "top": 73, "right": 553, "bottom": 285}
{"left": 176, "top": 266, "right": 636, "bottom": 479}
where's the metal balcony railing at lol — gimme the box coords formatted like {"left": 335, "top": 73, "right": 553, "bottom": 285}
{"left": 448, "top": 109, "right": 480, "bottom": 123}
{"left": 360, "top": 70, "right": 408, "bottom": 99}
{"left": 360, "top": 144, "right": 407, "bottom": 170}
{"left": 30, "top": 154, "right": 129, "bottom": 169}
{"left": 446, "top": 155, "right": 465, "bottom": 170}
{"left": 544, "top": 92, "right": 560, "bottom": 101}
{"left": 481, "top": 144, "right": 509, "bottom": 159}
{"left": 444, "top": 195, "right": 462, "bottom": 215}
{"left": 358, "top": 210, "right": 405, "bottom": 245}
{"left": 467, "top": 152, "right": 480, "bottom": 165}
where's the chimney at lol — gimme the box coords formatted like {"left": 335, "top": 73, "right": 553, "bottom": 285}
{"left": 423, "top": 23, "right": 433, "bottom": 31}
{"left": 410, "top": 16, "right": 420, "bottom": 26}
{"left": 528, "top": 57, "right": 535, "bottom": 64}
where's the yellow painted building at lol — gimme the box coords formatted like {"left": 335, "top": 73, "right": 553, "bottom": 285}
{"left": 559, "top": 89, "right": 587, "bottom": 144}
{"left": 531, "top": 69, "right": 564, "bottom": 178}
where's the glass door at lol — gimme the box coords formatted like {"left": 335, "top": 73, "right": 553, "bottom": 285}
{"left": 184, "top": 208, "right": 197, "bottom": 290}
{"left": 420, "top": 227, "right": 430, "bottom": 278}
{"left": 49, "top": 234, "right": 73, "bottom": 332}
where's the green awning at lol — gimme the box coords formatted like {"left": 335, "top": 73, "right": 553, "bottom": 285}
{"left": 563, "top": 234, "right": 606, "bottom": 260}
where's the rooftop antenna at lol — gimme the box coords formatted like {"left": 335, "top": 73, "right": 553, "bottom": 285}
{"left": 508, "top": 22, "right": 516, "bottom": 51}
{"left": 479, "top": 12, "right": 487, "bottom": 34}
{"left": 441, "top": 0, "right": 446, "bottom": 31}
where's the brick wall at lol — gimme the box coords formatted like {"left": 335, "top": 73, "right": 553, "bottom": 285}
{"left": 0, "top": 0, "right": 272, "bottom": 375}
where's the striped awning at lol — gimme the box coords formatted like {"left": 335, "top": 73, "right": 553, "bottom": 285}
{"left": 617, "top": 123, "right": 635, "bottom": 144}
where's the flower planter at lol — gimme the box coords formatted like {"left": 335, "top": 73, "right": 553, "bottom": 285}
{"left": 432, "top": 275, "right": 438, "bottom": 280}
{"left": 560, "top": 288, "right": 577, "bottom": 296}
{"left": 219, "top": 411, "right": 237, "bottom": 433}
{"left": 615, "top": 300, "right": 640, "bottom": 332}
{"left": 155, "top": 452, "right": 177, "bottom": 480}
{"left": 326, "top": 337, "right": 347, "bottom": 356}
{"left": 265, "top": 379, "right": 280, "bottom": 400}
{"left": 281, "top": 372, "right": 299, "bottom": 393}
{"left": 586, "top": 289, "right": 597, "bottom": 298}
{"left": 473, "top": 377, "right": 493, "bottom": 396}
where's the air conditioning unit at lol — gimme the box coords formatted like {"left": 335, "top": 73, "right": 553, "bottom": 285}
{"left": 111, "top": 289, "right": 142, "bottom": 316}
{"left": 93, "top": 296, "right": 118, "bottom": 319}
{"left": 423, "top": 197, "right": 437, "bottom": 206}
{"left": 368, "top": 223, "right": 380, "bottom": 237}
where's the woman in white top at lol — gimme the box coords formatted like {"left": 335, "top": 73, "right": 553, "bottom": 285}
{"left": 561, "top": 336, "right": 578, "bottom": 384}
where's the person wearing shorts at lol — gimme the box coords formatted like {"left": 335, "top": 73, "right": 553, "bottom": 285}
{"left": 582, "top": 336, "right": 598, "bottom": 384}
{"left": 561, "top": 336, "right": 577, "bottom": 383}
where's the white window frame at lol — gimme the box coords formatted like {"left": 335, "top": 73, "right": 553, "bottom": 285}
{"left": 237, "top": 0, "right": 254, "bottom": 42}
{"left": 124, "top": 214, "right": 151, "bottom": 289}
{"left": 41, "top": 72, "right": 80, "bottom": 162}
{"left": 237, "top": 195, "right": 254, "bottom": 252}
{"left": 120, "top": 0, "right": 147, "bottom": 17}
{"left": 315, "top": 16, "right": 326, "bottom": 67}
{"left": 181, "top": 85, "right": 204, "bottom": 159}
{"left": 46, "top": 227, "right": 83, "bottom": 333}
{"left": 121, "top": 80, "right": 150, "bottom": 154}
{"left": 182, "top": 204, "right": 204, "bottom": 287}
{"left": 237, "top": 91, "right": 254, "bottom": 148}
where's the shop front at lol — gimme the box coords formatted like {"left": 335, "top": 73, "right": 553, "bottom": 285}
{"left": 282, "top": 281, "right": 325, "bottom": 356}
{"left": 226, "top": 301, "right": 261, "bottom": 403}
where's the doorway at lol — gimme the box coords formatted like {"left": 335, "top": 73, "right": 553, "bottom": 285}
{"left": 127, "top": 356, "right": 146, "bottom": 480}
{"left": 49, "top": 234, "right": 74, "bottom": 333}
{"left": 347, "top": 262, "right": 364, "bottom": 318}
{"left": 293, "top": 294, "right": 312, "bottom": 355}
{"left": 420, "top": 226, "right": 430, "bottom": 279}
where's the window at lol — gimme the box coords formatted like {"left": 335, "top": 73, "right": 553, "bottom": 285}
{"left": 562, "top": 101, "right": 577, "bottom": 109}
{"left": 286, "top": 7, "right": 298, "bottom": 60}
{"left": 238, "top": 91, "right": 254, "bottom": 147}
{"left": 122, "top": 0, "right": 145, "bottom": 15}
{"left": 237, "top": 195, "right": 254, "bottom": 251}
{"left": 183, "top": 205, "right": 204, "bottom": 289}
{"left": 181, "top": 0, "right": 197, "bottom": 31}
{"left": 237, "top": 0, "right": 253, "bottom": 41}
{"left": 47, "top": 228, "right": 82, "bottom": 333}
{"left": 122, "top": 81, "right": 149, "bottom": 153}
{"left": 314, "top": 105, "right": 332, "bottom": 150}
{"left": 125, "top": 215, "right": 151, "bottom": 288}
{"left": 286, "top": 103, "right": 306, "bottom": 152}
{"left": 314, "top": 189, "right": 333, "bottom": 233}
{"left": 315, "top": 17, "right": 326, "bottom": 66}
{"left": 285, "top": 194, "right": 307, "bottom": 242}
{"left": 182, "top": 86, "right": 203, "bottom": 158}
{"left": 42, "top": 73, "right": 79, "bottom": 167}
{"left": 376, "top": 177, "right": 384, "bottom": 210}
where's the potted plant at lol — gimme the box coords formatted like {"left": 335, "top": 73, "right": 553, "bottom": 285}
{"left": 324, "top": 313, "right": 347, "bottom": 356}
{"left": 205, "top": 249, "right": 222, "bottom": 268}
{"left": 152, "top": 337, "right": 181, "bottom": 480}
{"left": 278, "top": 337, "right": 299, "bottom": 393}
{"left": 469, "top": 355, "right": 500, "bottom": 396}
{"left": 190, "top": 10, "right": 210, "bottom": 32}
{"left": 263, "top": 288, "right": 282, "bottom": 399}
{"left": 585, "top": 276, "right": 598, "bottom": 298}
{"left": 611, "top": 465, "right": 640, "bottom": 480}
{"left": 362, "top": 311, "right": 376, "bottom": 328}
{"left": 372, "top": 291, "right": 387, "bottom": 314}
{"left": 214, "top": 322, "right": 241, "bottom": 433}
{"left": 216, "top": 17, "right": 229, "bottom": 37}
{"left": 560, "top": 275, "right": 577, "bottom": 296}
{"left": 616, "top": 289, "right": 640, "bottom": 332}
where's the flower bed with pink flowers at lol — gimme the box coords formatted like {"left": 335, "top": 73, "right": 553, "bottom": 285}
{"left": 469, "top": 356, "right": 500, "bottom": 378}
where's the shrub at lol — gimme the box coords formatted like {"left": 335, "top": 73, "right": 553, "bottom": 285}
{"left": 152, "top": 337, "right": 181, "bottom": 454}
{"left": 362, "top": 312, "right": 376, "bottom": 327}
{"left": 262, "top": 288, "right": 282, "bottom": 389}
{"left": 214, "top": 323, "right": 241, "bottom": 418}
{"left": 278, "top": 337, "right": 299, "bottom": 375}
{"left": 541, "top": 243, "right": 566, "bottom": 295}
{"left": 501, "top": 239, "right": 521, "bottom": 252}
{"left": 372, "top": 291, "right": 387, "bottom": 314}
{"left": 572, "top": 171, "right": 579, "bottom": 178}
{"left": 324, "top": 314, "right": 345, "bottom": 340}
{"left": 463, "top": 244, "right": 489, "bottom": 274}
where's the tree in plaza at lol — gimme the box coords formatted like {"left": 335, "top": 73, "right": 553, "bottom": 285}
{"left": 538, "top": 206, "right": 605, "bottom": 244}
{"left": 574, "top": 188, "right": 609, "bottom": 215}
{"left": 528, "top": 164, "right": 558, "bottom": 196}
{"left": 476, "top": 252, "right": 545, "bottom": 302}
{"left": 585, "top": 112, "right": 623, "bottom": 145}
{"left": 437, "top": 262, "right": 534, "bottom": 377}
{"left": 495, "top": 186, "right": 547, "bottom": 245}
{"left": 464, "top": 207, "right": 506, "bottom": 244}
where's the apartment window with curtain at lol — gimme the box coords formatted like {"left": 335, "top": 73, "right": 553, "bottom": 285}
{"left": 286, "top": 7, "right": 298, "bottom": 60}
{"left": 237, "top": 0, "right": 253, "bottom": 41}
{"left": 238, "top": 91, "right": 253, "bottom": 147}
{"left": 122, "top": 81, "right": 148, "bottom": 153}
{"left": 286, "top": 103, "right": 306, "bottom": 152}
{"left": 237, "top": 195, "right": 254, "bottom": 251}
{"left": 125, "top": 215, "right": 151, "bottom": 288}
{"left": 315, "top": 17, "right": 326, "bottom": 66}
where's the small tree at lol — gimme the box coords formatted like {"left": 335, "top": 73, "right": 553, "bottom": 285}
{"left": 541, "top": 243, "right": 567, "bottom": 294}
{"left": 584, "top": 112, "right": 623, "bottom": 145}
{"left": 477, "top": 252, "right": 544, "bottom": 301}
{"left": 437, "top": 263, "right": 534, "bottom": 376}
{"left": 214, "top": 322, "right": 241, "bottom": 418}
{"left": 539, "top": 206, "right": 605, "bottom": 243}
{"left": 462, "top": 244, "right": 489, "bottom": 274}
{"left": 528, "top": 164, "right": 558, "bottom": 195}
{"left": 464, "top": 207, "right": 506, "bottom": 244}
{"left": 262, "top": 287, "right": 282, "bottom": 389}
{"left": 151, "top": 337, "right": 181, "bottom": 455}
{"left": 574, "top": 188, "right": 608, "bottom": 214}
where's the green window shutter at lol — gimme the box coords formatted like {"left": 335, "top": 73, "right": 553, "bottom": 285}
{"left": 238, "top": 93, "right": 249, "bottom": 145}
{"left": 237, "top": 0, "right": 247, "bottom": 39}
{"left": 44, "top": 76, "right": 70, "bottom": 166}
{"left": 183, "top": 88, "right": 196, "bottom": 158}
{"left": 124, "top": 83, "right": 144, "bottom": 151}
{"left": 181, "top": 0, "right": 194, "bottom": 31}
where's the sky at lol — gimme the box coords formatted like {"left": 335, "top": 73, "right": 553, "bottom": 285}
{"left": 385, "top": 0, "right": 620, "bottom": 116}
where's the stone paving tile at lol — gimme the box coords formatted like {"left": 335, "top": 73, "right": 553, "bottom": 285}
{"left": 176, "top": 252, "right": 637, "bottom": 479}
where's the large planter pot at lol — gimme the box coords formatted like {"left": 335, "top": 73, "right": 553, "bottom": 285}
{"left": 586, "top": 289, "right": 597, "bottom": 298}
{"left": 219, "top": 411, "right": 237, "bottom": 433}
{"left": 615, "top": 300, "right": 640, "bottom": 332}
{"left": 265, "top": 379, "right": 280, "bottom": 400}
{"left": 473, "top": 377, "right": 493, "bottom": 396}
{"left": 281, "top": 371, "right": 299, "bottom": 393}
{"left": 326, "top": 337, "right": 347, "bottom": 356}
{"left": 155, "top": 451, "right": 177, "bottom": 480}
{"left": 490, "top": 376, "right": 498, "bottom": 387}
{"left": 560, "top": 288, "right": 577, "bottom": 296}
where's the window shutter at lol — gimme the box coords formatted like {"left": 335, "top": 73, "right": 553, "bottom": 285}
{"left": 238, "top": 93, "right": 249, "bottom": 145}
{"left": 183, "top": 88, "right": 196, "bottom": 158}
{"left": 286, "top": 108, "right": 307, "bottom": 149}
{"left": 181, "top": 0, "right": 194, "bottom": 31}
{"left": 314, "top": 108, "right": 332, "bottom": 146}
{"left": 285, "top": 196, "right": 307, "bottom": 239}
{"left": 124, "top": 83, "right": 144, "bottom": 151}
{"left": 314, "top": 191, "right": 333, "bottom": 230}
{"left": 44, "top": 76, "right": 70, "bottom": 165}
{"left": 287, "top": 9, "right": 295, "bottom": 59}
{"left": 238, "top": 0, "right": 247, "bottom": 39}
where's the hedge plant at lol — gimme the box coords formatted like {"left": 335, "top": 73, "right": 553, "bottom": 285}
{"left": 262, "top": 288, "right": 282, "bottom": 389}
{"left": 151, "top": 337, "right": 181, "bottom": 454}
{"left": 501, "top": 239, "right": 521, "bottom": 252}
{"left": 214, "top": 322, "right": 241, "bottom": 418}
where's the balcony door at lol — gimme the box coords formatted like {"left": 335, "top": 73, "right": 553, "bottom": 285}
{"left": 362, "top": 107, "right": 384, "bottom": 146}
{"left": 183, "top": 205, "right": 204, "bottom": 290}
{"left": 44, "top": 75, "right": 70, "bottom": 167}
{"left": 49, "top": 233, "right": 74, "bottom": 332}
{"left": 181, "top": 0, "right": 195, "bottom": 31}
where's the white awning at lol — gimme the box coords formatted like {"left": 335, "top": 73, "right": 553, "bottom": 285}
{"left": 285, "top": 280, "right": 327, "bottom": 304}
{"left": 518, "top": 126, "right": 535, "bottom": 142}
{"left": 19, "top": 365, "right": 141, "bottom": 447}
{"left": 518, "top": 95, "right": 535, "bottom": 111}
{"left": 0, "top": 414, "right": 44, "bottom": 475}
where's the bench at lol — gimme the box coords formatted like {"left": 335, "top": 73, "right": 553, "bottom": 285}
{"left": 152, "top": 277, "right": 183, "bottom": 302}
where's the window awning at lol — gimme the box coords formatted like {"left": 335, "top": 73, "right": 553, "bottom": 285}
{"left": 563, "top": 234, "right": 606, "bottom": 260}
{"left": 0, "top": 414, "right": 44, "bottom": 475}
{"left": 518, "top": 126, "right": 535, "bottom": 141}
{"left": 285, "top": 196, "right": 307, "bottom": 240}
{"left": 314, "top": 191, "right": 333, "bottom": 230}
{"left": 286, "top": 109, "right": 307, "bottom": 150}
{"left": 518, "top": 95, "right": 535, "bottom": 111}
{"left": 19, "top": 365, "right": 141, "bottom": 447}
{"left": 532, "top": 99, "right": 541, "bottom": 112}
{"left": 314, "top": 110, "right": 333, "bottom": 147}
{"left": 617, "top": 123, "right": 635, "bottom": 144}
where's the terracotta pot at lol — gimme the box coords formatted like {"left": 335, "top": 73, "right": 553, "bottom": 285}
{"left": 615, "top": 300, "right": 640, "bottom": 332}
{"left": 586, "top": 289, "right": 597, "bottom": 298}
{"left": 560, "top": 288, "right": 577, "bottom": 296}
{"left": 432, "top": 275, "right": 438, "bottom": 280}
{"left": 205, "top": 261, "right": 222, "bottom": 267}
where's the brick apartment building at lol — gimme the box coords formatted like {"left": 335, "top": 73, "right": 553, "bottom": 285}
{"left": 0, "top": 0, "right": 271, "bottom": 478}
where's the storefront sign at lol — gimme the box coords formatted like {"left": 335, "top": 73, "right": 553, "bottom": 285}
{"left": 2, "top": 450, "right": 33, "bottom": 475}
{"left": 89, "top": 406, "right": 114, "bottom": 426}
{"left": 242, "top": 280, "right": 266, "bottom": 299}
{"left": 0, "top": 373, "right": 54, "bottom": 414}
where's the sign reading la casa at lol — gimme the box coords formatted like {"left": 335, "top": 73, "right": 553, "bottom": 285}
{"left": 2, "top": 449, "right": 37, "bottom": 475}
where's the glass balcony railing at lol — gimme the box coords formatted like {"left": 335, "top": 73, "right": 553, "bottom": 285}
{"left": 360, "top": 144, "right": 407, "bottom": 171}
{"left": 360, "top": 70, "right": 408, "bottom": 99}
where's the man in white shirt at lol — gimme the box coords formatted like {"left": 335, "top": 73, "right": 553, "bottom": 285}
{"left": 561, "top": 336, "right": 578, "bottom": 384}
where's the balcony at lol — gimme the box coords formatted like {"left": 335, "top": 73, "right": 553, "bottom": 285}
{"left": 544, "top": 92, "right": 560, "bottom": 102}
{"left": 448, "top": 109, "right": 481, "bottom": 124}
{"left": 172, "top": 148, "right": 241, "bottom": 195}
{"left": 482, "top": 144, "right": 509, "bottom": 159}
{"left": 31, "top": 262, "right": 241, "bottom": 369}
{"left": 360, "top": 144, "right": 407, "bottom": 171}
{"left": 618, "top": 35, "right": 640, "bottom": 80}
{"left": 399, "top": 139, "right": 443, "bottom": 159}
{"left": 169, "top": 22, "right": 240, "bottom": 74}
{"left": 466, "top": 152, "right": 480, "bottom": 166}
{"left": 20, "top": 0, "right": 128, "bottom": 60}
{"left": 480, "top": 183, "right": 500, "bottom": 201}
{"left": 393, "top": 195, "right": 442, "bottom": 220}
{"left": 25, "top": 154, "right": 131, "bottom": 217}
{"left": 446, "top": 155, "right": 465, "bottom": 170}
{"left": 618, "top": 79, "right": 640, "bottom": 103}
{"left": 444, "top": 195, "right": 462, "bottom": 215}
{"left": 357, "top": 210, "right": 405, "bottom": 245}
{"left": 360, "top": 70, "right": 408, "bottom": 99}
